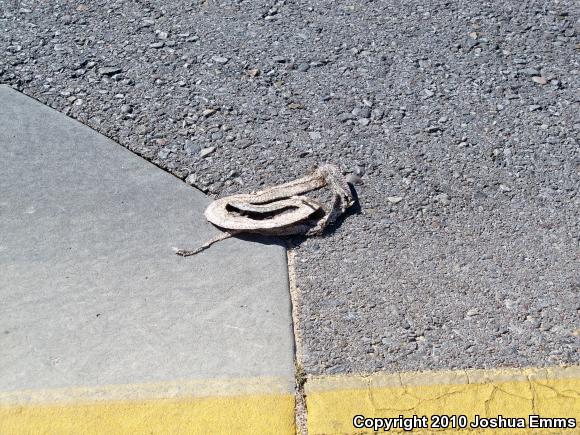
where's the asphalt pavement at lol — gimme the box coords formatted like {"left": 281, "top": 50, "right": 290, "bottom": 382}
{"left": 1, "top": 0, "right": 578, "bottom": 377}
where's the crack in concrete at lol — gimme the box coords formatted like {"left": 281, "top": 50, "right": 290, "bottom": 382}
{"left": 532, "top": 380, "right": 579, "bottom": 400}
{"left": 529, "top": 376, "right": 538, "bottom": 415}
{"left": 304, "top": 367, "right": 579, "bottom": 434}
{"left": 287, "top": 245, "right": 308, "bottom": 435}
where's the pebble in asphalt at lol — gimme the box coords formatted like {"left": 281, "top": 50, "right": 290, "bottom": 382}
{"left": 1, "top": 0, "right": 578, "bottom": 375}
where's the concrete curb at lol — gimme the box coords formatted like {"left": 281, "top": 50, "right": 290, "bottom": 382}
{"left": 2, "top": 366, "right": 577, "bottom": 434}
{"left": 0, "top": 377, "right": 295, "bottom": 434}
{"left": 305, "top": 365, "right": 579, "bottom": 434}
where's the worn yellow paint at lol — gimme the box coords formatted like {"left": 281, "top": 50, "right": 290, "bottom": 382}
{"left": 305, "top": 366, "right": 580, "bottom": 434}
{"left": 0, "top": 377, "right": 295, "bottom": 435}
{"left": 3, "top": 367, "right": 579, "bottom": 434}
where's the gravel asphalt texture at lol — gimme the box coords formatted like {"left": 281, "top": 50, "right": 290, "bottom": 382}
{"left": 2, "top": 0, "right": 579, "bottom": 375}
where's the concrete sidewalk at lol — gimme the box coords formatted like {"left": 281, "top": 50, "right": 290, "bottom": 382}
{"left": 0, "top": 85, "right": 295, "bottom": 433}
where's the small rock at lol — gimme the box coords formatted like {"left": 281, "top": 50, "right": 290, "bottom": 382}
{"left": 381, "top": 337, "right": 392, "bottom": 346}
{"left": 62, "top": 15, "right": 72, "bottom": 24}
{"left": 246, "top": 68, "right": 260, "bottom": 77}
{"left": 237, "top": 139, "right": 252, "bottom": 149}
{"left": 532, "top": 76, "right": 547, "bottom": 85}
{"left": 212, "top": 56, "right": 229, "bottom": 64}
{"left": 157, "top": 31, "right": 169, "bottom": 40}
{"left": 468, "top": 31, "right": 478, "bottom": 39}
{"left": 434, "top": 193, "right": 450, "bottom": 205}
{"left": 466, "top": 39, "right": 479, "bottom": 49}
{"left": 387, "top": 196, "right": 403, "bottom": 204}
{"left": 287, "top": 102, "right": 304, "bottom": 110}
{"left": 184, "top": 140, "right": 200, "bottom": 154}
{"left": 272, "top": 55, "right": 287, "bottom": 63}
{"left": 466, "top": 308, "right": 479, "bottom": 317}
{"left": 346, "top": 173, "right": 363, "bottom": 185}
{"left": 505, "top": 299, "right": 517, "bottom": 309}
{"left": 120, "top": 104, "right": 132, "bottom": 114}
{"left": 98, "top": 66, "right": 122, "bottom": 76}
{"left": 529, "top": 105, "right": 542, "bottom": 112}
{"left": 202, "top": 108, "right": 218, "bottom": 117}
{"left": 358, "top": 107, "right": 371, "bottom": 119}
{"left": 211, "top": 131, "right": 223, "bottom": 141}
{"left": 297, "top": 63, "right": 310, "bottom": 72}
{"left": 326, "top": 365, "right": 345, "bottom": 375}
{"left": 521, "top": 67, "right": 540, "bottom": 76}
{"left": 157, "top": 148, "right": 171, "bottom": 159}
{"left": 338, "top": 113, "right": 355, "bottom": 123}
{"left": 425, "top": 126, "right": 441, "bottom": 133}
{"left": 200, "top": 146, "right": 216, "bottom": 158}
{"left": 371, "top": 108, "right": 384, "bottom": 120}
{"left": 185, "top": 174, "right": 197, "bottom": 185}
{"left": 150, "top": 41, "right": 164, "bottom": 49}
{"left": 358, "top": 118, "right": 370, "bottom": 126}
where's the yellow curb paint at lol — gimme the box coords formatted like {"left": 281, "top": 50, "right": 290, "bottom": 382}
{"left": 0, "top": 377, "right": 295, "bottom": 435}
{"left": 305, "top": 366, "right": 580, "bottom": 434}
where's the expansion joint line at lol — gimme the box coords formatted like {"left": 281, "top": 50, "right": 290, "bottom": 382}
{"left": 287, "top": 245, "right": 308, "bottom": 435}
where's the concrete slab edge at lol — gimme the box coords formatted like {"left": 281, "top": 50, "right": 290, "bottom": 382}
{"left": 0, "top": 377, "right": 296, "bottom": 435}
{"left": 1, "top": 366, "right": 578, "bottom": 434}
{"left": 305, "top": 365, "right": 580, "bottom": 434}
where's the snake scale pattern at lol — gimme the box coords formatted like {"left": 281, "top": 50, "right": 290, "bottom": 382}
{"left": 176, "top": 164, "right": 355, "bottom": 256}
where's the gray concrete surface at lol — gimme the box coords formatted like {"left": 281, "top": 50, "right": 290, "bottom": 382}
{"left": 0, "top": 85, "right": 294, "bottom": 392}
{"left": 1, "top": 0, "right": 579, "bottom": 376}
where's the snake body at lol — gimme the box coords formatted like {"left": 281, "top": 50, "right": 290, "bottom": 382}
{"left": 176, "top": 164, "right": 354, "bottom": 256}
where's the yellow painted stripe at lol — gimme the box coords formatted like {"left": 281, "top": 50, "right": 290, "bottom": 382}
{"left": 0, "top": 377, "right": 295, "bottom": 435}
{"left": 305, "top": 365, "right": 580, "bottom": 434}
